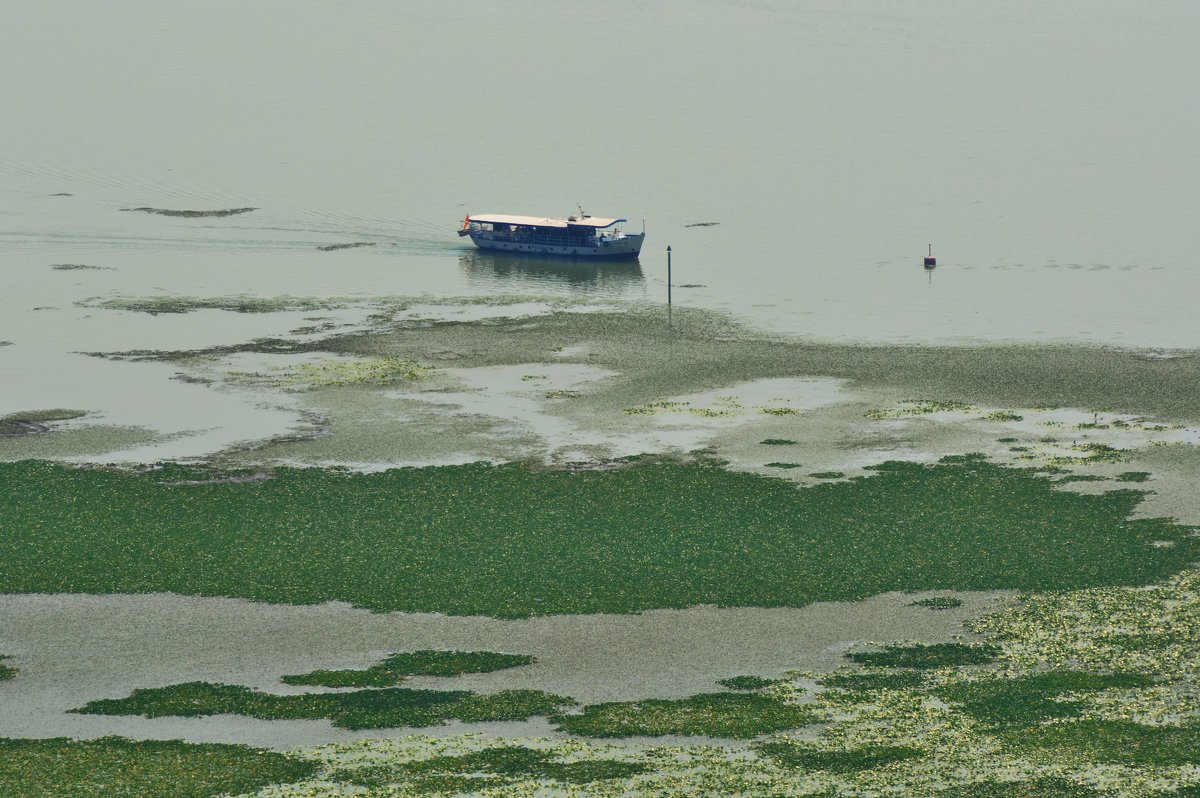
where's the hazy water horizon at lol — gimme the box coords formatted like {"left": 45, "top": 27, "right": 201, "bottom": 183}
{"left": 3, "top": 1, "right": 1199, "bottom": 352}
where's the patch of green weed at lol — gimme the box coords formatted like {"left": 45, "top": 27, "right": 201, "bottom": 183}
{"left": 866, "top": 399, "right": 975, "bottom": 420}
{"left": 846, "top": 643, "right": 1000, "bottom": 669}
{"left": 1004, "top": 719, "right": 1200, "bottom": 766}
{"left": 553, "top": 693, "right": 818, "bottom": 739}
{"left": 282, "top": 650, "right": 533, "bottom": 687}
{"left": 1, "top": 409, "right": 85, "bottom": 425}
{"left": 718, "top": 675, "right": 777, "bottom": 691}
{"left": 0, "top": 736, "right": 315, "bottom": 798}
{"left": 908, "top": 596, "right": 964, "bottom": 610}
{"left": 332, "top": 745, "right": 646, "bottom": 788}
{"left": 937, "top": 671, "right": 1154, "bottom": 727}
{"left": 83, "top": 295, "right": 340, "bottom": 315}
{"left": 2, "top": 458, "right": 1196, "bottom": 617}
{"left": 74, "top": 682, "right": 573, "bottom": 730}
{"left": 757, "top": 741, "right": 923, "bottom": 772}
{"left": 121, "top": 207, "right": 256, "bottom": 217}
{"left": 817, "top": 670, "right": 927, "bottom": 693}
{"left": 760, "top": 439, "right": 797, "bottom": 445}
{"left": 1117, "top": 471, "right": 1152, "bottom": 483}
{"left": 942, "top": 778, "right": 1101, "bottom": 798}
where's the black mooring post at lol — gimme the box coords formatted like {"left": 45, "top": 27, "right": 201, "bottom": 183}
{"left": 667, "top": 245, "right": 672, "bottom": 306}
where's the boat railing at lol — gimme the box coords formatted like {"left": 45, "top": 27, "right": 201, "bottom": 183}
{"left": 470, "top": 229, "right": 628, "bottom": 248}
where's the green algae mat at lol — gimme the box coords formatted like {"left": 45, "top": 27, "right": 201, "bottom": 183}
{"left": 0, "top": 737, "right": 316, "bottom": 798}
{"left": 1, "top": 455, "right": 1196, "bottom": 617}
{"left": 281, "top": 650, "right": 534, "bottom": 687}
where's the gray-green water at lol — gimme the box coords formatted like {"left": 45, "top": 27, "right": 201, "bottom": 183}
{"left": 4, "top": 3, "right": 1199, "bottom": 337}
{"left": 3, "top": 1, "right": 1199, "bottom": 460}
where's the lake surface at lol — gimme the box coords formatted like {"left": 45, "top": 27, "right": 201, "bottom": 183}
{"left": 3, "top": 2, "right": 1199, "bottom": 440}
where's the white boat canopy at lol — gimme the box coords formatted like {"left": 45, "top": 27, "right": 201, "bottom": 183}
{"left": 469, "top": 213, "right": 626, "bottom": 229}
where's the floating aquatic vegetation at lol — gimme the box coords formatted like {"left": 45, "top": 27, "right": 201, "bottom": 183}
{"left": 908, "top": 596, "right": 965, "bottom": 610}
{"left": 316, "top": 242, "right": 376, "bottom": 251}
{"left": 120, "top": 206, "right": 257, "bottom": 217}
{"left": 865, "top": 399, "right": 976, "bottom": 420}
{"left": 0, "top": 737, "right": 316, "bottom": 798}
{"left": 0, "top": 656, "right": 15, "bottom": 680}
{"left": 0, "top": 420, "right": 49, "bottom": 437}
{"left": 765, "top": 462, "right": 803, "bottom": 469}
{"left": 2, "top": 457, "right": 1198, "bottom": 618}
{"left": 1, "top": 409, "right": 86, "bottom": 423}
{"left": 756, "top": 741, "right": 924, "bottom": 772}
{"left": 552, "top": 692, "right": 820, "bottom": 739}
{"left": 80, "top": 295, "right": 348, "bottom": 315}
{"left": 329, "top": 744, "right": 648, "bottom": 789}
{"left": 1041, "top": 442, "right": 1133, "bottom": 467}
{"left": 985, "top": 411, "right": 1025, "bottom": 421}
{"left": 0, "top": 409, "right": 85, "bottom": 437}
{"left": 74, "top": 682, "right": 574, "bottom": 730}
{"left": 1004, "top": 720, "right": 1200, "bottom": 766}
{"left": 623, "top": 400, "right": 692, "bottom": 415}
{"left": 817, "top": 670, "right": 927, "bottom": 694}
{"left": 276, "top": 356, "right": 431, "bottom": 389}
{"left": 623, "top": 394, "right": 798, "bottom": 419}
{"left": 718, "top": 675, "right": 778, "bottom": 691}
{"left": 947, "top": 778, "right": 1103, "bottom": 798}
{"left": 936, "top": 671, "right": 1155, "bottom": 728}
{"left": 808, "top": 471, "right": 844, "bottom": 479}
{"left": 760, "top": 438, "right": 797, "bottom": 445}
{"left": 50, "top": 263, "right": 110, "bottom": 270}
{"left": 846, "top": 642, "right": 1000, "bottom": 669}
{"left": 969, "top": 569, "right": 1200, "bottom": 679}
{"left": 281, "top": 650, "right": 535, "bottom": 687}
{"left": 1117, "top": 471, "right": 1152, "bottom": 482}
{"left": 544, "top": 389, "right": 581, "bottom": 399}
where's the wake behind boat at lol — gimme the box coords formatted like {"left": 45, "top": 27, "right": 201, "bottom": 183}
{"left": 458, "top": 211, "right": 644, "bottom": 259}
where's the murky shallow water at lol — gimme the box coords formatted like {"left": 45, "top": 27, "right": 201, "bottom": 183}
{"left": 0, "top": 590, "right": 1010, "bottom": 748}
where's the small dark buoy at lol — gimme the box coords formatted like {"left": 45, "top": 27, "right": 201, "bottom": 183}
{"left": 923, "top": 243, "right": 936, "bottom": 268}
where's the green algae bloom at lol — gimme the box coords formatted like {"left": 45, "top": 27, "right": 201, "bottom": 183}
{"left": 718, "top": 675, "right": 778, "bottom": 691}
{"left": 553, "top": 692, "right": 820, "bottom": 739}
{"left": 0, "top": 737, "right": 316, "bottom": 798}
{"left": 846, "top": 642, "right": 1000, "bottom": 669}
{"left": 2, "top": 456, "right": 1197, "bottom": 618}
{"left": 908, "top": 596, "right": 964, "bottom": 610}
{"left": 282, "top": 650, "right": 535, "bottom": 687}
{"left": 75, "top": 682, "right": 573, "bottom": 731}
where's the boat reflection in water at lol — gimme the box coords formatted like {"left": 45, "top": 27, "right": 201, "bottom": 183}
{"left": 458, "top": 250, "right": 645, "bottom": 293}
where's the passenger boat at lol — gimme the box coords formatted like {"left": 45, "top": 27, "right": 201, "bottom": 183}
{"left": 458, "top": 212, "right": 644, "bottom": 259}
